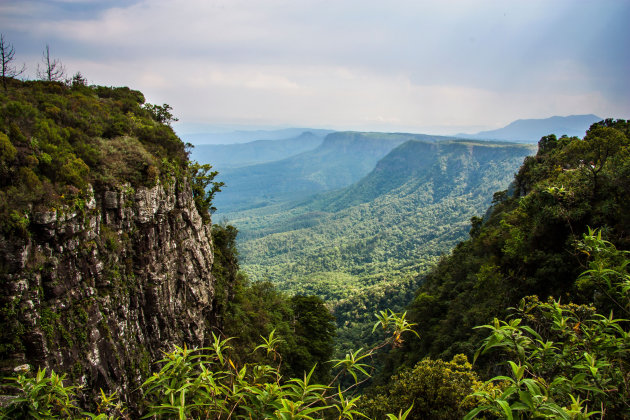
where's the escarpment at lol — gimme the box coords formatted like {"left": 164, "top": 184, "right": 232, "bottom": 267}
{"left": 0, "top": 178, "right": 217, "bottom": 402}
{"left": 0, "top": 80, "right": 231, "bottom": 405}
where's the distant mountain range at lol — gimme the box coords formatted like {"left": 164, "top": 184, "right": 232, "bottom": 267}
{"left": 179, "top": 127, "right": 334, "bottom": 145}
{"left": 211, "top": 131, "right": 456, "bottom": 213}
{"left": 189, "top": 131, "right": 326, "bottom": 170}
{"left": 180, "top": 114, "right": 602, "bottom": 146}
{"left": 199, "top": 115, "right": 603, "bottom": 214}
{"left": 458, "top": 114, "right": 602, "bottom": 142}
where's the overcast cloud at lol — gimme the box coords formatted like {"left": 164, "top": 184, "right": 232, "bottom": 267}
{"left": 1, "top": 0, "right": 628, "bottom": 134}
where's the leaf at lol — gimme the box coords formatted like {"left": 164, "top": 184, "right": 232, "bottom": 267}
{"left": 507, "top": 361, "right": 524, "bottom": 382}
{"left": 496, "top": 400, "right": 514, "bottom": 420}
{"left": 518, "top": 390, "right": 534, "bottom": 409}
{"left": 463, "top": 406, "right": 487, "bottom": 420}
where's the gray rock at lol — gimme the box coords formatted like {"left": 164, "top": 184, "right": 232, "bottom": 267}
{"left": 104, "top": 191, "right": 119, "bottom": 209}
{"left": 33, "top": 210, "right": 56, "bottom": 225}
{"left": 0, "top": 177, "right": 221, "bottom": 408}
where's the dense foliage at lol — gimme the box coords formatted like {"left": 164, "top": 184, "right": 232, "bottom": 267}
{"left": 462, "top": 229, "right": 630, "bottom": 418}
{"left": 2, "top": 228, "right": 629, "bottom": 418}
{"left": 388, "top": 120, "right": 630, "bottom": 375}
{"left": 211, "top": 224, "right": 336, "bottom": 384}
{"left": 359, "top": 354, "right": 485, "bottom": 419}
{"left": 0, "top": 79, "right": 189, "bottom": 235}
{"left": 469, "top": 295, "right": 630, "bottom": 418}
{"left": 0, "top": 310, "right": 420, "bottom": 419}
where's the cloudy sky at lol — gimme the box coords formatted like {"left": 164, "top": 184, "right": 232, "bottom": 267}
{"left": 1, "top": 0, "right": 628, "bottom": 135}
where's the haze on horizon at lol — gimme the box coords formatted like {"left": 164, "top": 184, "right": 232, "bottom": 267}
{"left": 1, "top": 0, "right": 628, "bottom": 135}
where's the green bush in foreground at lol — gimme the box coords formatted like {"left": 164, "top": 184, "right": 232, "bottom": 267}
{"left": 0, "top": 313, "right": 418, "bottom": 419}
{"left": 358, "top": 354, "right": 486, "bottom": 419}
{"left": 466, "top": 229, "right": 630, "bottom": 419}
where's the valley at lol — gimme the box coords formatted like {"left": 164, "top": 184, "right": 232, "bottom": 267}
{"left": 200, "top": 133, "right": 536, "bottom": 351}
{"left": 230, "top": 139, "right": 535, "bottom": 295}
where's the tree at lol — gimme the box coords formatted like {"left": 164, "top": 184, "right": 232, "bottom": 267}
{"left": 0, "top": 34, "right": 26, "bottom": 90}
{"left": 286, "top": 295, "right": 337, "bottom": 382}
{"left": 143, "top": 103, "right": 179, "bottom": 126}
{"left": 70, "top": 71, "right": 87, "bottom": 87}
{"left": 37, "top": 44, "right": 65, "bottom": 82}
{"left": 188, "top": 161, "right": 224, "bottom": 223}
{"left": 360, "top": 354, "right": 485, "bottom": 419}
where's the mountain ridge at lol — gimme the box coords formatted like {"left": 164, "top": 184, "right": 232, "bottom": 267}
{"left": 458, "top": 114, "right": 602, "bottom": 142}
{"left": 189, "top": 131, "right": 325, "bottom": 170}
{"left": 310, "top": 139, "right": 534, "bottom": 212}
{"left": 213, "top": 131, "right": 454, "bottom": 213}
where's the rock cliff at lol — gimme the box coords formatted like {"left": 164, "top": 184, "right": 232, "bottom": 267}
{"left": 0, "top": 178, "right": 217, "bottom": 404}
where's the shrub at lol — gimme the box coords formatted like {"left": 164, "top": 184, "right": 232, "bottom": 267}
{"left": 467, "top": 230, "right": 630, "bottom": 419}
{"left": 360, "top": 354, "right": 485, "bottom": 419}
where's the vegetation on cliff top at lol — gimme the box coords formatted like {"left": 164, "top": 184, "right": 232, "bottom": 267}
{"left": 0, "top": 78, "right": 222, "bottom": 236}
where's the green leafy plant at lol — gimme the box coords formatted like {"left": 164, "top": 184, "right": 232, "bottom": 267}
{"left": 466, "top": 230, "right": 630, "bottom": 419}
{"left": 0, "top": 365, "right": 79, "bottom": 419}
{"left": 0, "top": 312, "right": 419, "bottom": 419}
{"left": 575, "top": 227, "right": 630, "bottom": 315}
{"left": 373, "top": 309, "right": 419, "bottom": 347}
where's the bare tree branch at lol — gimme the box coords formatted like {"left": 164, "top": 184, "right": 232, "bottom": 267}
{"left": 37, "top": 44, "right": 65, "bottom": 82}
{"left": 0, "top": 34, "right": 26, "bottom": 90}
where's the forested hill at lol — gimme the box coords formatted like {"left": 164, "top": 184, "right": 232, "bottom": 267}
{"left": 387, "top": 119, "right": 630, "bottom": 373}
{"left": 211, "top": 131, "right": 453, "bottom": 213}
{"left": 308, "top": 140, "right": 533, "bottom": 212}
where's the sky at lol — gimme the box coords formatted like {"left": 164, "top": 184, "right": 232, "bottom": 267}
{"left": 1, "top": 0, "right": 629, "bottom": 135}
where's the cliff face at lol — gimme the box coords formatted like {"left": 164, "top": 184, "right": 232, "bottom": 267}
{"left": 0, "top": 178, "right": 216, "bottom": 403}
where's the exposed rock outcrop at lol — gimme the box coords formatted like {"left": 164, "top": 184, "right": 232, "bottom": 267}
{"left": 0, "top": 178, "right": 216, "bottom": 405}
